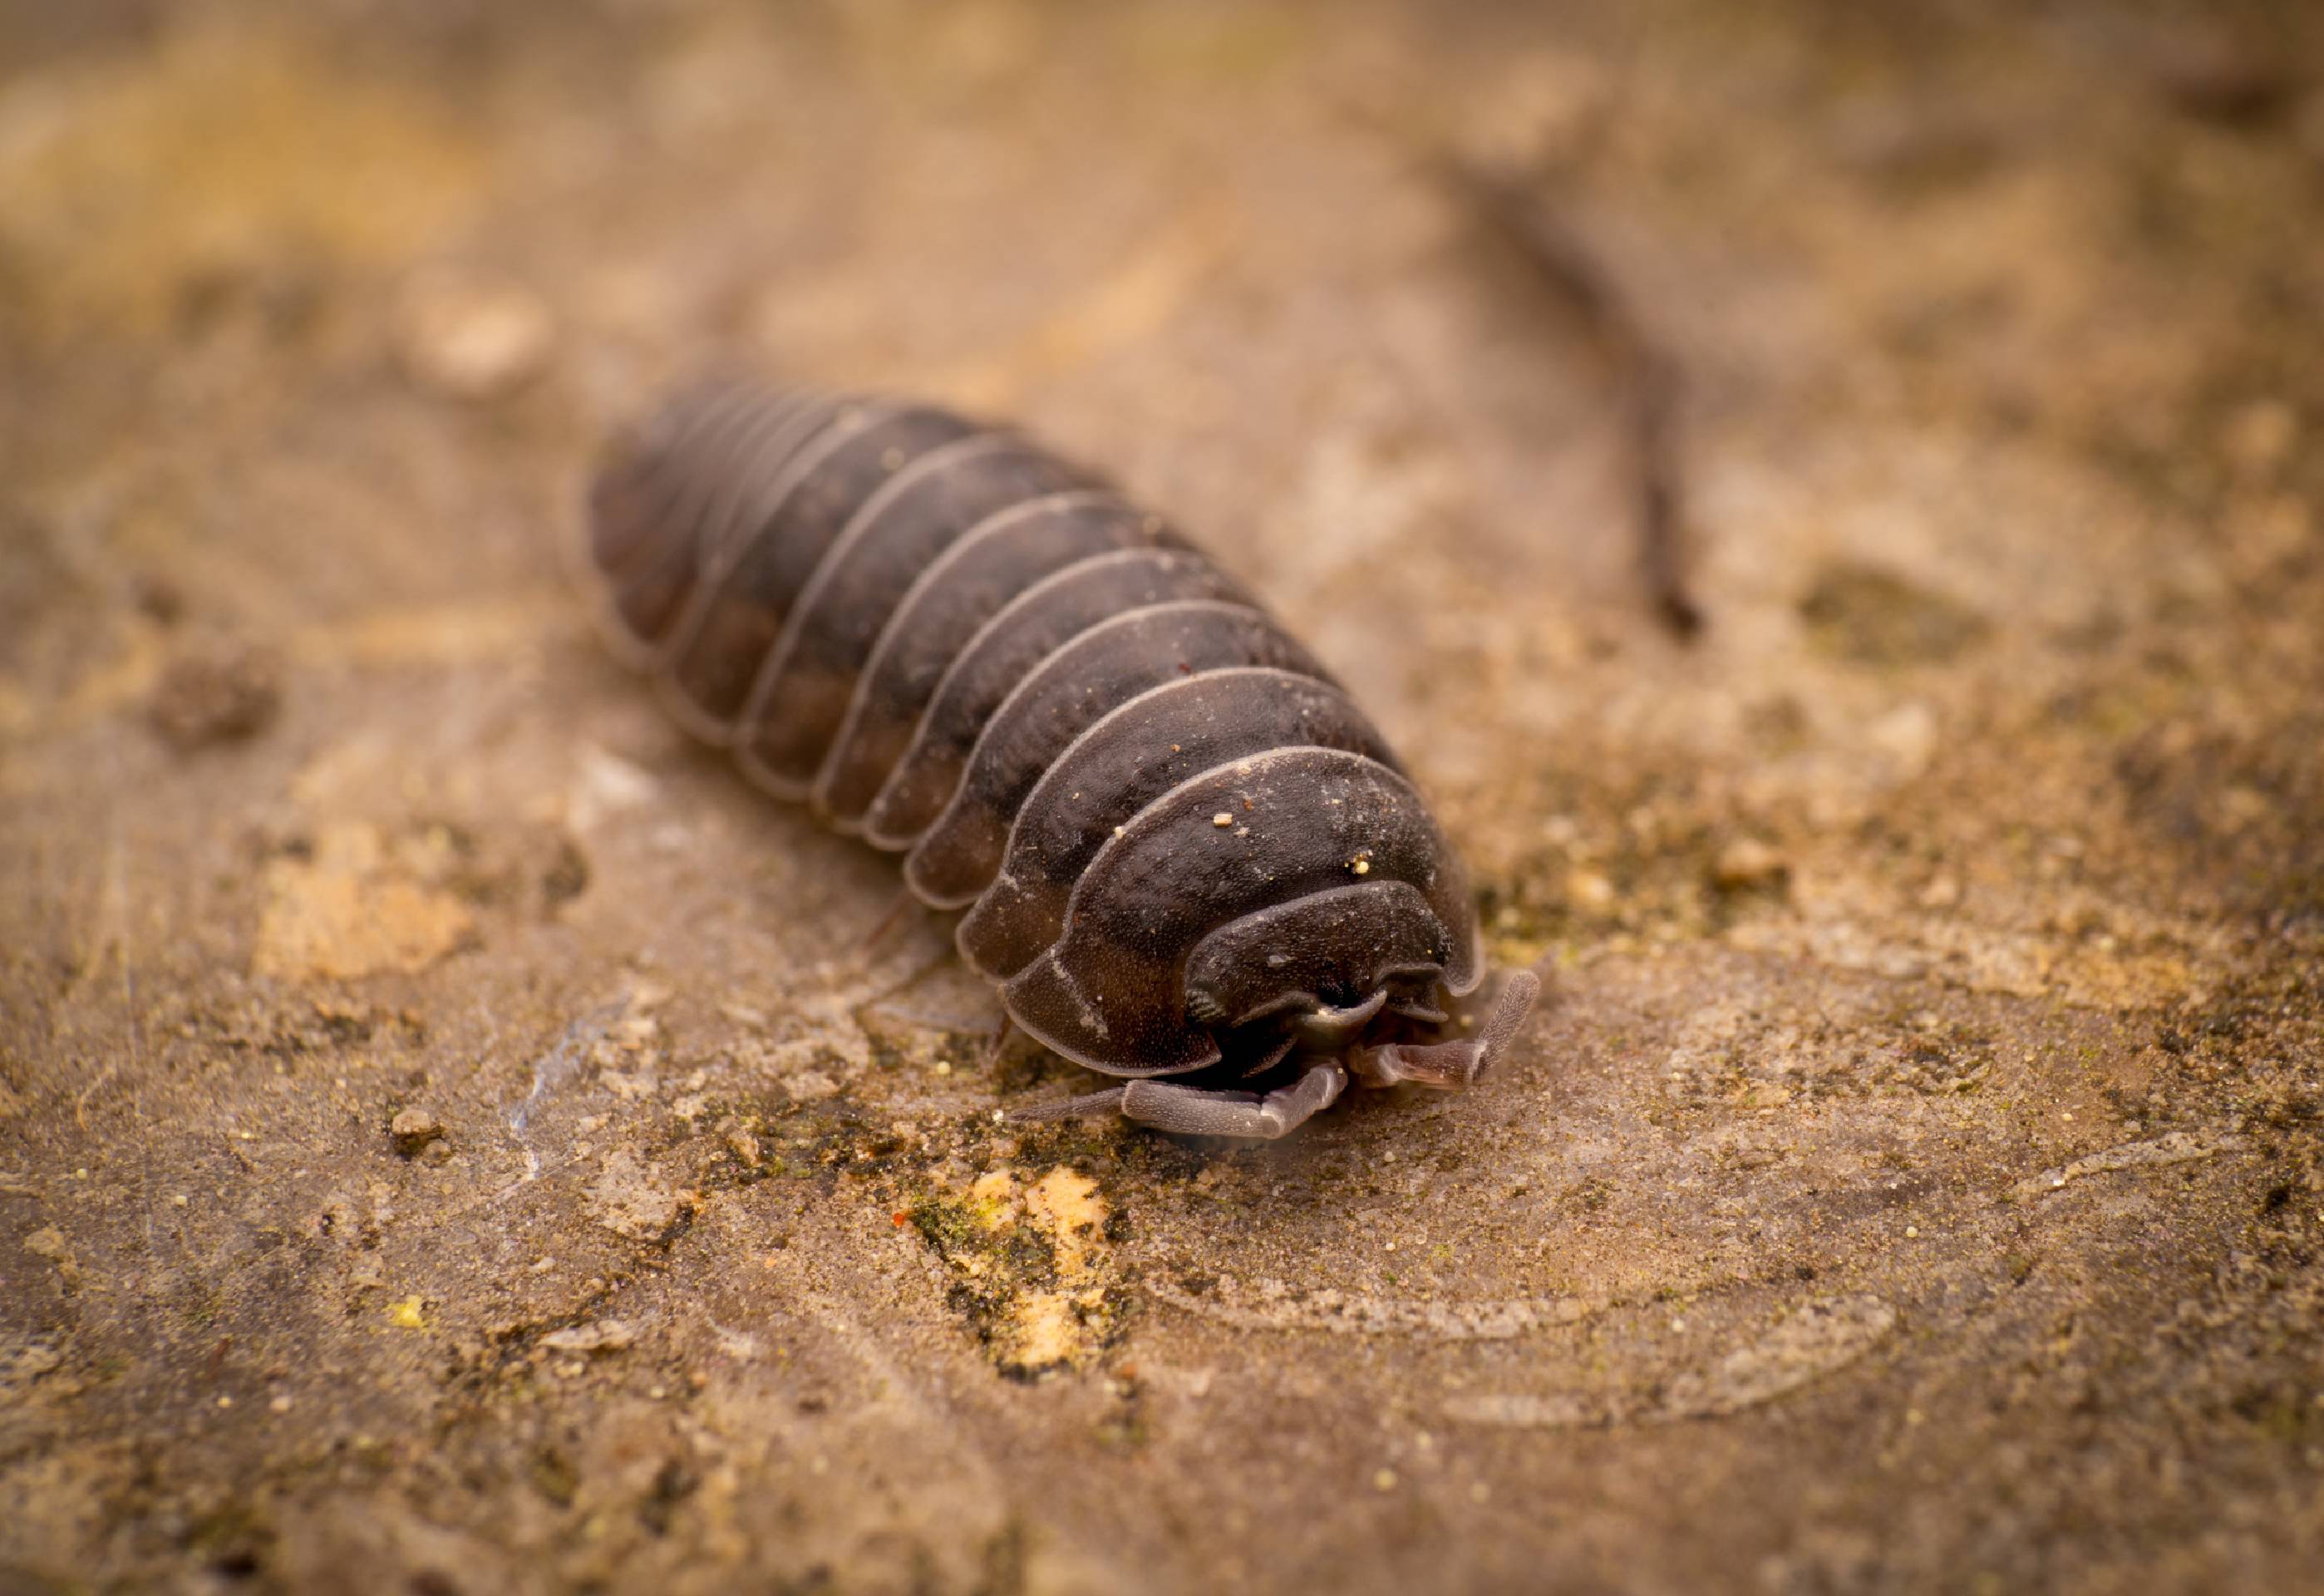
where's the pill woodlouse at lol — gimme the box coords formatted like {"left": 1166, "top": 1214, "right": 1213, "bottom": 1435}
{"left": 577, "top": 375, "right": 1539, "bottom": 1139}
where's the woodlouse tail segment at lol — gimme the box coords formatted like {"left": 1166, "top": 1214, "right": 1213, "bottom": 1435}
{"left": 577, "top": 377, "right": 823, "bottom": 674}
{"left": 1348, "top": 968, "right": 1540, "bottom": 1091}
{"left": 851, "top": 887, "right": 918, "bottom": 956}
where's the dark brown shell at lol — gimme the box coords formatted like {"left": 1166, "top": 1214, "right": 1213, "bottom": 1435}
{"left": 580, "top": 378, "right": 1484, "bottom": 1078}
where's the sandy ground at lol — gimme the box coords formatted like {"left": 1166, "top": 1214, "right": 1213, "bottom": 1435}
{"left": 3, "top": 2, "right": 2322, "bottom": 1591}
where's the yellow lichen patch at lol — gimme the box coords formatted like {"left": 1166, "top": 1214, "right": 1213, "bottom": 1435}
{"left": 386, "top": 1297, "right": 426, "bottom": 1330}
{"left": 1009, "top": 1168, "right": 1113, "bottom": 1371}
{"left": 909, "top": 1165, "right": 1120, "bottom": 1379}
{"left": 0, "top": 26, "right": 482, "bottom": 341}
{"left": 253, "top": 822, "right": 475, "bottom": 982}
{"left": 1005, "top": 1291, "right": 1086, "bottom": 1373}
{"left": 1024, "top": 1167, "right": 1107, "bottom": 1281}
{"left": 967, "top": 1170, "right": 1017, "bottom": 1223}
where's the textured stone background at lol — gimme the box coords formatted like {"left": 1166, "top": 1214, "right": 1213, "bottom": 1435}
{"left": 3, "top": 2, "right": 2322, "bottom": 1591}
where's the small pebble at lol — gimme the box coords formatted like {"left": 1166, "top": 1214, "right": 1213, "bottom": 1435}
{"left": 131, "top": 574, "right": 186, "bottom": 623}
{"left": 148, "top": 648, "right": 281, "bottom": 751}
{"left": 389, "top": 1107, "right": 444, "bottom": 1156}
{"left": 541, "top": 1320, "right": 637, "bottom": 1355}
{"left": 395, "top": 269, "right": 555, "bottom": 401}
{"left": 1565, "top": 869, "right": 1616, "bottom": 910}
{"left": 1213, "top": 812, "right": 1233, "bottom": 828}
{"left": 1373, "top": 1468, "right": 1398, "bottom": 1492}
{"left": 1712, "top": 838, "right": 1789, "bottom": 891}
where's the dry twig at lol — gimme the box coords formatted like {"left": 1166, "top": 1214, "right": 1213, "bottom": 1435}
{"left": 1436, "top": 156, "right": 1703, "bottom": 638}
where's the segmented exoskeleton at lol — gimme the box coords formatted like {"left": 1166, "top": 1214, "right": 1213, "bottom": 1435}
{"left": 579, "top": 376, "right": 1538, "bottom": 1139}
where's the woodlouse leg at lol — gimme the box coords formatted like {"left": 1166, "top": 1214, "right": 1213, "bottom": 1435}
{"left": 1115, "top": 1062, "right": 1348, "bottom": 1140}
{"left": 1349, "top": 970, "right": 1541, "bottom": 1091}
{"left": 1008, "top": 1084, "right": 1126, "bottom": 1123}
{"left": 853, "top": 888, "right": 917, "bottom": 955}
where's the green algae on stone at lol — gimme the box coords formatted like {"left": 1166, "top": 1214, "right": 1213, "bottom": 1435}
{"left": 909, "top": 1167, "right": 1124, "bottom": 1380}
{"left": 1800, "top": 560, "right": 1991, "bottom": 667}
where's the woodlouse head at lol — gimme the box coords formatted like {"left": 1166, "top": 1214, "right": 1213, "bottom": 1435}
{"left": 1173, "top": 879, "right": 1535, "bottom": 1091}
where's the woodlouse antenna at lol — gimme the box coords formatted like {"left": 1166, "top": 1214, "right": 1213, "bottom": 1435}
{"left": 1349, "top": 969, "right": 1542, "bottom": 1091}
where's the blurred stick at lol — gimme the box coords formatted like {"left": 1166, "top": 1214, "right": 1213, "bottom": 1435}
{"left": 1434, "top": 156, "right": 1704, "bottom": 640}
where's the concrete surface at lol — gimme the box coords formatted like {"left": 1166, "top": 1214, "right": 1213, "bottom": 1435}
{"left": 2, "top": 2, "right": 2321, "bottom": 1591}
